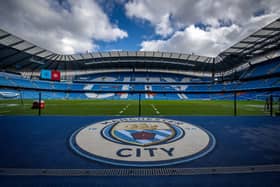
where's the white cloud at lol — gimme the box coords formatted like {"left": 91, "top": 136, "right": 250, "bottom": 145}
{"left": 126, "top": 0, "right": 280, "bottom": 56}
{"left": 141, "top": 24, "right": 241, "bottom": 57}
{"left": 0, "top": 0, "right": 128, "bottom": 54}
{"left": 155, "top": 14, "right": 173, "bottom": 37}
{"left": 0, "top": 0, "right": 279, "bottom": 56}
{"left": 125, "top": 0, "right": 280, "bottom": 28}
{"left": 61, "top": 37, "right": 96, "bottom": 54}
{"left": 125, "top": 0, "right": 177, "bottom": 37}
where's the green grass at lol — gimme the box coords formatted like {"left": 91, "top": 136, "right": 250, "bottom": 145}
{"left": 0, "top": 99, "right": 274, "bottom": 116}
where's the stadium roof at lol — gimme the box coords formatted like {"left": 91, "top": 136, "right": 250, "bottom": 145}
{"left": 215, "top": 18, "right": 280, "bottom": 72}
{"left": 0, "top": 28, "right": 213, "bottom": 72}
{"left": 220, "top": 18, "right": 280, "bottom": 58}
{"left": 0, "top": 18, "right": 279, "bottom": 73}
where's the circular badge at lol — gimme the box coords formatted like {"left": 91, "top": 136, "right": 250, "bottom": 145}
{"left": 69, "top": 118, "right": 215, "bottom": 167}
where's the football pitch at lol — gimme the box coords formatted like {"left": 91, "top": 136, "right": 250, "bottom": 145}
{"left": 0, "top": 99, "right": 271, "bottom": 116}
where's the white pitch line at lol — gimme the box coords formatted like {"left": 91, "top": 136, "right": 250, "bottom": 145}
{"left": 151, "top": 104, "right": 160, "bottom": 114}
{"left": 119, "top": 104, "right": 130, "bottom": 114}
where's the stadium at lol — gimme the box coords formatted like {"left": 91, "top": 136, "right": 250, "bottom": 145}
{"left": 0, "top": 2, "right": 280, "bottom": 186}
{"left": 1, "top": 19, "right": 280, "bottom": 116}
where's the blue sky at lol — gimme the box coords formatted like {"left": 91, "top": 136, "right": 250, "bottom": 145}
{"left": 0, "top": 0, "right": 279, "bottom": 57}
{"left": 95, "top": 1, "right": 155, "bottom": 51}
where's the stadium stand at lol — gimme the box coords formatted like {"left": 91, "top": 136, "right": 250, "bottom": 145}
{"left": 0, "top": 19, "right": 279, "bottom": 103}
{"left": 0, "top": 70, "right": 279, "bottom": 101}
{"left": 241, "top": 58, "right": 280, "bottom": 79}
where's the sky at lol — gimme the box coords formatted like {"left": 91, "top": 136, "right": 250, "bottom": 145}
{"left": 0, "top": 0, "right": 279, "bottom": 57}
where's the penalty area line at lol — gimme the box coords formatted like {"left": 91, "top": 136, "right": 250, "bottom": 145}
{"left": 151, "top": 104, "right": 160, "bottom": 114}
{"left": 119, "top": 104, "right": 130, "bottom": 114}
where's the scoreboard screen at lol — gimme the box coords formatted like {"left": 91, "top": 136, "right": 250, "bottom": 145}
{"left": 40, "top": 70, "right": 60, "bottom": 81}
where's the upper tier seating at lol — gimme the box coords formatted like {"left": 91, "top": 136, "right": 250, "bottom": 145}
{"left": 0, "top": 71, "right": 279, "bottom": 100}
{"left": 74, "top": 72, "right": 212, "bottom": 83}
{"left": 241, "top": 58, "right": 280, "bottom": 79}
{"left": 1, "top": 72, "right": 279, "bottom": 93}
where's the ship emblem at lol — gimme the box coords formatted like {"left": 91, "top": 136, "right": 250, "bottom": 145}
{"left": 110, "top": 121, "right": 175, "bottom": 146}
